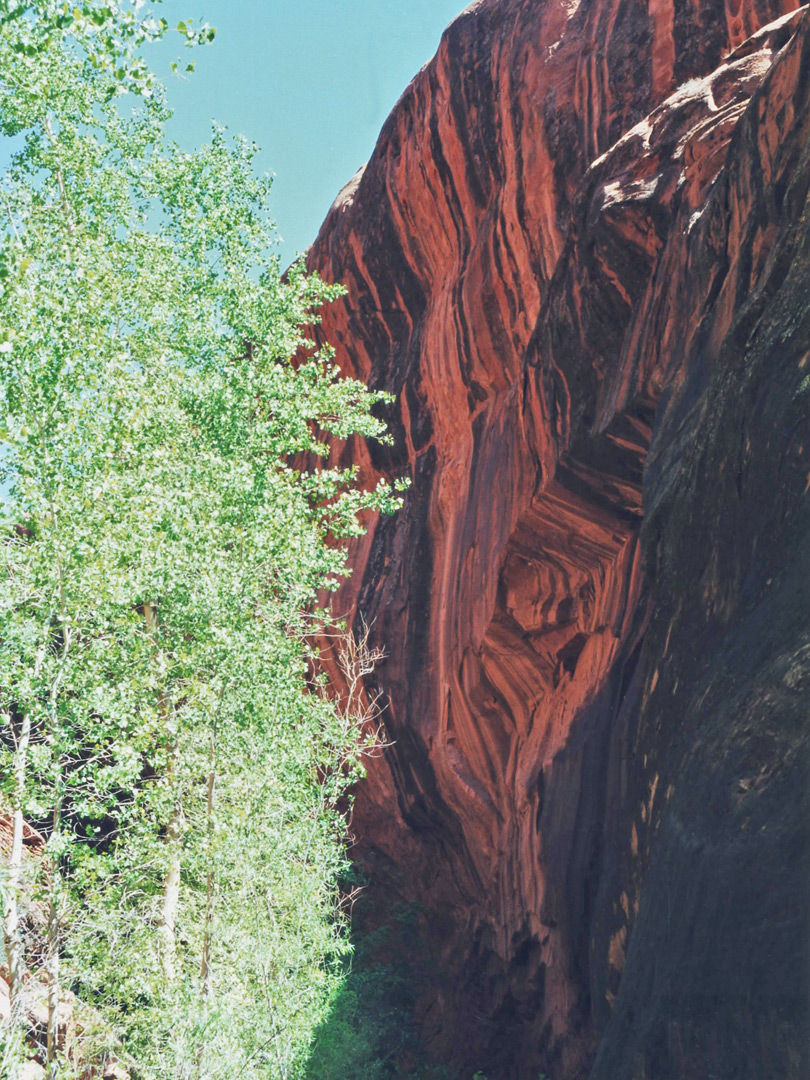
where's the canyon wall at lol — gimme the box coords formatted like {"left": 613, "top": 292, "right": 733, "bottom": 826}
{"left": 306, "top": 1, "right": 810, "bottom": 1077}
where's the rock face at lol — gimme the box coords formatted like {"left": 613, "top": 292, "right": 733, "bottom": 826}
{"left": 306, "top": 1, "right": 810, "bottom": 1077}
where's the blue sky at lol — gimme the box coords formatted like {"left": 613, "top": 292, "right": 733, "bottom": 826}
{"left": 152, "top": 1, "right": 466, "bottom": 260}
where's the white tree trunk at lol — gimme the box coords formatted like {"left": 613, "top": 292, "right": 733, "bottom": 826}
{"left": 46, "top": 805, "right": 61, "bottom": 1080}
{"left": 158, "top": 786, "right": 182, "bottom": 983}
{"left": 3, "top": 710, "right": 31, "bottom": 1011}
{"left": 144, "top": 602, "right": 182, "bottom": 983}
{"left": 199, "top": 725, "right": 216, "bottom": 998}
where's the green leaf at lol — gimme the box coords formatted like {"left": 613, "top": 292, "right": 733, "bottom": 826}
{"left": 0, "top": 4, "right": 404, "bottom": 1074}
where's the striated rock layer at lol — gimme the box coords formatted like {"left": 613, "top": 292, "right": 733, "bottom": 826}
{"left": 306, "top": 0, "right": 810, "bottom": 1076}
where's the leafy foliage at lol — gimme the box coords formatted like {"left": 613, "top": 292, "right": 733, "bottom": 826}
{"left": 0, "top": 3, "right": 404, "bottom": 1077}
{"left": 304, "top": 904, "right": 456, "bottom": 1080}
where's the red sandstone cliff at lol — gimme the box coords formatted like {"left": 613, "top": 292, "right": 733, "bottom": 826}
{"left": 306, "top": 1, "right": 810, "bottom": 1077}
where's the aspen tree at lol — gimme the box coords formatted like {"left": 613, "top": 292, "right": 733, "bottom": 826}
{"left": 0, "top": 3, "right": 404, "bottom": 1076}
